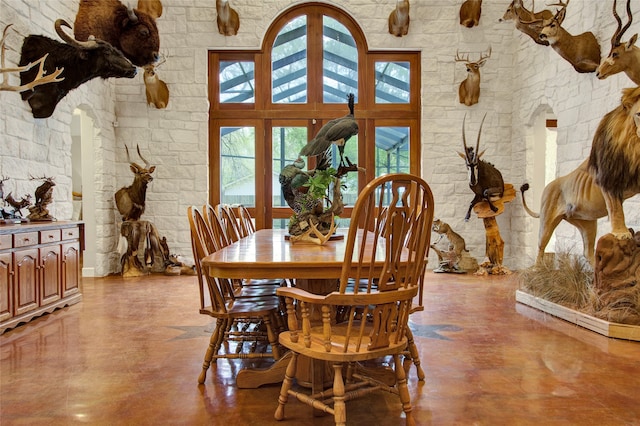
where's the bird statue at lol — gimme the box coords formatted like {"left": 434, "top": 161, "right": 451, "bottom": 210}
{"left": 299, "top": 93, "right": 358, "bottom": 170}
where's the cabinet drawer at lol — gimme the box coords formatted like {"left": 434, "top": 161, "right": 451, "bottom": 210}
{"left": 14, "top": 232, "right": 38, "bottom": 248}
{"left": 0, "top": 234, "right": 11, "bottom": 250}
{"left": 40, "top": 229, "right": 61, "bottom": 244}
{"left": 61, "top": 227, "right": 79, "bottom": 240}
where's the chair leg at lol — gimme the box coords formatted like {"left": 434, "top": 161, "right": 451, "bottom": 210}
{"left": 405, "top": 327, "right": 425, "bottom": 381}
{"left": 198, "top": 319, "right": 223, "bottom": 384}
{"left": 333, "top": 363, "right": 346, "bottom": 426}
{"left": 394, "top": 354, "right": 415, "bottom": 426}
{"left": 264, "top": 315, "right": 280, "bottom": 360}
{"left": 275, "top": 352, "right": 298, "bottom": 421}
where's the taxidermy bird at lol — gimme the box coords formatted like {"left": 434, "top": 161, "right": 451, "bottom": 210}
{"left": 299, "top": 93, "right": 358, "bottom": 169}
{"left": 279, "top": 157, "right": 311, "bottom": 213}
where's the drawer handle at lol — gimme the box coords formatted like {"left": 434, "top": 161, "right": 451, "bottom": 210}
{"left": 23, "top": 237, "right": 30, "bottom": 243}
{"left": 48, "top": 235, "right": 54, "bottom": 239}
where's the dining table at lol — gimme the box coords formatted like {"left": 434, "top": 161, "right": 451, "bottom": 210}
{"left": 201, "top": 227, "right": 396, "bottom": 393}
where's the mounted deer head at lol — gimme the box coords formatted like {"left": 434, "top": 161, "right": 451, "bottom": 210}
{"left": 143, "top": 55, "right": 169, "bottom": 108}
{"left": 388, "top": 0, "right": 410, "bottom": 37}
{"left": 459, "top": 0, "right": 482, "bottom": 28}
{"left": 0, "top": 24, "right": 64, "bottom": 92}
{"left": 115, "top": 145, "right": 156, "bottom": 221}
{"left": 456, "top": 47, "right": 491, "bottom": 106}
{"left": 596, "top": 0, "right": 640, "bottom": 84}
{"left": 523, "top": 0, "right": 601, "bottom": 73}
{"left": 499, "top": 0, "right": 553, "bottom": 46}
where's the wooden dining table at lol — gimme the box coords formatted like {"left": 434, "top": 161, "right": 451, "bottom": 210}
{"left": 201, "top": 228, "right": 394, "bottom": 392}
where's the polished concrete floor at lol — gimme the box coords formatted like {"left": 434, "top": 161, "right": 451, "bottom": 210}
{"left": 1, "top": 272, "right": 639, "bottom": 425}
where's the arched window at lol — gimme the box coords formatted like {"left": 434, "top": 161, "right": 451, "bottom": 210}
{"left": 208, "top": 3, "right": 421, "bottom": 229}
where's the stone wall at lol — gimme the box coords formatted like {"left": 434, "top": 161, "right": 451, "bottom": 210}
{"left": 1, "top": 0, "right": 638, "bottom": 275}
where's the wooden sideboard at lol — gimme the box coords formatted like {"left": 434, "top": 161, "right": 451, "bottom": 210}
{"left": 0, "top": 221, "right": 84, "bottom": 334}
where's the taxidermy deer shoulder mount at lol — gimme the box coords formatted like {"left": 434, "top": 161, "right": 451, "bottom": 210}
{"left": 143, "top": 55, "right": 169, "bottom": 108}
{"left": 597, "top": 0, "right": 640, "bottom": 85}
{"left": 115, "top": 145, "right": 156, "bottom": 221}
{"left": 522, "top": 0, "right": 601, "bottom": 73}
{"left": 499, "top": 0, "right": 553, "bottom": 46}
{"left": 216, "top": 0, "right": 239, "bottom": 36}
{"left": 456, "top": 47, "right": 491, "bottom": 106}
{"left": 388, "top": 0, "right": 410, "bottom": 37}
{"left": 458, "top": 114, "right": 504, "bottom": 221}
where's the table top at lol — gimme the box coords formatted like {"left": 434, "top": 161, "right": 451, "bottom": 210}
{"left": 201, "top": 228, "right": 382, "bottom": 280}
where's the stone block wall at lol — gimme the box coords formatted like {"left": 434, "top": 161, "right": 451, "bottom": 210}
{"left": 1, "top": 0, "right": 638, "bottom": 275}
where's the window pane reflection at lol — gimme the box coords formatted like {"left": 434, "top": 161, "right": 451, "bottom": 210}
{"left": 220, "top": 127, "right": 256, "bottom": 206}
{"left": 272, "top": 16, "right": 307, "bottom": 103}
{"left": 375, "top": 62, "right": 410, "bottom": 103}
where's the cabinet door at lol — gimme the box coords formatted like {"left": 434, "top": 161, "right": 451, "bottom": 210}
{"left": 40, "top": 245, "right": 61, "bottom": 306}
{"left": 62, "top": 242, "right": 80, "bottom": 297}
{"left": 14, "top": 248, "right": 38, "bottom": 316}
{"left": 0, "top": 252, "right": 12, "bottom": 322}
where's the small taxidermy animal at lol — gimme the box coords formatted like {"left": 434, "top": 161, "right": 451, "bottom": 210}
{"left": 216, "top": 0, "right": 240, "bottom": 36}
{"left": 388, "top": 0, "right": 410, "bottom": 37}
{"left": 432, "top": 219, "right": 468, "bottom": 257}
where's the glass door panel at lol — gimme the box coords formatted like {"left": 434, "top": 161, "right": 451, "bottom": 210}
{"left": 220, "top": 126, "right": 256, "bottom": 206}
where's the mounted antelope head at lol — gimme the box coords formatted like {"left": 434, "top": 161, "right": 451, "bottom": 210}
{"left": 596, "top": 0, "right": 640, "bottom": 85}
{"left": 499, "top": 0, "right": 552, "bottom": 46}
{"left": 1, "top": 24, "right": 64, "bottom": 92}
{"left": 459, "top": 0, "right": 482, "bottom": 28}
{"left": 456, "top": 47, "right": 491, "bottom": 107}
{"left": 143, "top": 55, "right": 169, "bottom": 109}
{"left": 115, "top": 145, "right": 156, "bottom": 221}
{"left": 523, "top": 0, "right": 601, "bottom": 73}
{"left": 216, "top": 0, "right": 240, "bottom": 36}
{"left": 388, "top": 0, "right": 410, "bottom": 37}
{"left": 458, "top": 114, "right": 504, "bottom": 221}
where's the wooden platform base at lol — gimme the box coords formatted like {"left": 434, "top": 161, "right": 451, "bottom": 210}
{"left": 515, "top": 290, "right": 640, "bottom": 341}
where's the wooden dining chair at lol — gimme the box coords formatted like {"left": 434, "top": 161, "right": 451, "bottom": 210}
{"left": 237, "top": 205, "right": 256, "bottom": 236}
{"left": 198, "top": 204, "right": 279, "bottom": 299}
{"left": 216, "top": 203, "right": 243, "bottom": 242}
{"left": 187, "top": 205, "right": 283, "bottom": 384}
{"left": 274, "top": 173, "right": 434, "bottom": 426}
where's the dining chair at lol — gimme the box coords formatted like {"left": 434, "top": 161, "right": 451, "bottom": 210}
{"left": 237, "top": 204, "right": 256, "bottom": 236}
{"left": 274, "top": 173, "right": 434, "bottom": 426}
{"left": 187, "top": 205, "right": 283, "bottom": 384}
{"left": 216, "top": 203, "right": 243, "bottom": 242}
{"left": 198, "top": 204, "right": 279, "bottom": 299}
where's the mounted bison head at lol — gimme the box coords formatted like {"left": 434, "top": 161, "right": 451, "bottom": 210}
{"left": 74, "top": 0, "right": 160, "bottom": 67}
{"left": 19, "top": 19, "right": 136, "bottom": 119}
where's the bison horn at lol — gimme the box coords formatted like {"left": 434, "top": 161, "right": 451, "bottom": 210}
{"left": 127, "top": 8, "right": 139, "bottom": 23}
{"left": 55, "top": 19, "right": 98, "bottom": 49}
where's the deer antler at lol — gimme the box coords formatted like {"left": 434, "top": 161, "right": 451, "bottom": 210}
{"left": 455, "top": 50, "right": 470, "bottom": 63}
{"left": 1, "top": 24, "right": 65, "bottom": 92}
{"left": 289, "top": 217, "right": 337, "bottom": 245}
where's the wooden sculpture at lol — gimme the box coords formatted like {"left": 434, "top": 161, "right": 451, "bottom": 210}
{"left": 27, "top": 176, "right": 55, "bottom": 221}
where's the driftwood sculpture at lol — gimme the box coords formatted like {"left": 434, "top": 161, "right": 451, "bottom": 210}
{"left": 388, "top": 0, "right": 410, "bottom": 37}
{"left": 588, "top": 86, "right": 640, "bottom": 240}
{"left": 456, "top": 47, "right": 491, "bottom": 106}
{"left": 596, "top": 0, "right": 640, "bottom": 85}
{"left": 459, "top": 0, "right": 482, "bottom": 28}
{"left": 216, "top": 0, "right": 240, "bottom": 36}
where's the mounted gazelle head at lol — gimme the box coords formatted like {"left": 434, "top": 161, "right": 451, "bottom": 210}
{"left": 456, "top": 47, "right": 491, "bottom": 106}
{"left": 596, "top": 0, "right": 640, "bottom": 84}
